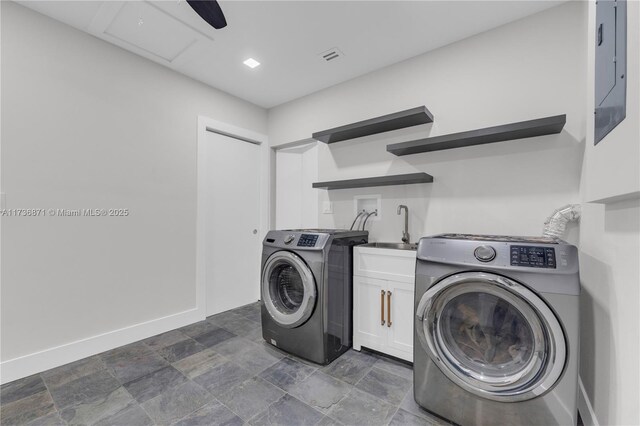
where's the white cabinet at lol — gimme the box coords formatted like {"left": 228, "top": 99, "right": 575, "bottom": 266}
{"left": 353, "top": 276, "right": 387, "bottom": 346}
{"left": 386, "top": 280, "right": 414, "bottom": 356}
{"left": 353, "top": 246, "right": 416, "bottom": 362}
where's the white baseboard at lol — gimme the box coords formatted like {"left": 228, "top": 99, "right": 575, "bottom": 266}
{"left": 578, "top": 377, "right": 599, "bottom": 426}
{"left": 0, "top": 307, "right": 205, "bottom": 385}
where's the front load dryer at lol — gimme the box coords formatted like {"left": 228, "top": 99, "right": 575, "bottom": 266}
{"left": 413, "top": 234, "right": 580, "bottom": 425}
{"left": 261, "top": 229, "right": 368, "bottom": 364}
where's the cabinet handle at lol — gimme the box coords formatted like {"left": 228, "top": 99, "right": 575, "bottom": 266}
{"left": 380, "top": 290, "right": 386, "bottom": 326}
{"left": 387, "top": 291, "right": 392, "bottom": 327}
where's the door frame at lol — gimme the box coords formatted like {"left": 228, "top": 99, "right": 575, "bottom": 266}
{"left": 196, "top": 115, "right": 270, "bottom": 318}
{"left": 273, "top": 140, "right": 319, "bottom": 230}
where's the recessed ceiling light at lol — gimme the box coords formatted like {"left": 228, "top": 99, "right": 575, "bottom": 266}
{"left": 243, "top": 58, "right": 261, "bottom": 69}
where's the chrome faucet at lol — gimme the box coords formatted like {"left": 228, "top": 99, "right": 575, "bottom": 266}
{"left": 397, "top": 205, "right": 410, "bottom": 243}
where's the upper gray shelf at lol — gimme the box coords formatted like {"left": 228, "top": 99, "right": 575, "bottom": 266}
{"left": 386, "top": 114, "right": 566, "bottom": 156}
{"left": 312, "top": 172, "right": 433, "bottom": 190}
{"left": 312, "top": 106, "right": 434, "bottom": 144}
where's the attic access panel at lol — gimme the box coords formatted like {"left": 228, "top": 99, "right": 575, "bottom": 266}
{"left": 594, "top": 0, "right": 626, "bottom": 145}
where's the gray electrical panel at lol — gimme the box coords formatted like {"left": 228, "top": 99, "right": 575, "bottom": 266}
{"left": 594, "top": 0, "right": 626, "bottom": 145}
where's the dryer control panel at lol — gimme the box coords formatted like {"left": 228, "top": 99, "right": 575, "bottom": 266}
{"left": 297, "top": 234, "right": 319, "bottom": 247}
{"left": 510, "top": 246, "right": 556, "bottom": 269}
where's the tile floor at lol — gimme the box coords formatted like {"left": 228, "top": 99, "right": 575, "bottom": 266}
{"left": 0, "top": 303, "right": 446, "bottom": 426}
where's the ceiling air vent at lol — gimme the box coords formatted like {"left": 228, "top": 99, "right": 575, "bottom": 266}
{"left": 319, "top": 47, "right": 344, "bottom": 62}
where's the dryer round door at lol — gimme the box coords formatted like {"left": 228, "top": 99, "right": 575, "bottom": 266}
{"left": 415, "top": 271, "right": 566, "bottom": 402}
{"left": 262, "top": 251, "right": 317, "bottom": 328}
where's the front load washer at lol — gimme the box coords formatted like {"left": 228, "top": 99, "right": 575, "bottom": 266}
{"left": 261, "top": 229, "right": 368, "bottom": 364}
{"left": 414, "top": 234, "right": 580, "bottom": 425}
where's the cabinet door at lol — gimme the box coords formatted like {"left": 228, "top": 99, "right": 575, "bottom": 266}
{"left": 353, "top": 276, "right": 387, "bottom": 352}
{"left": 386, "top": 280, "right": 414, "bottom": 362}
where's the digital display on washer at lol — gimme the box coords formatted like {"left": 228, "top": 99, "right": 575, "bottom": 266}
{"left": 297, "top": 234, "right": 319, "bottom": 247}
{"left": 510, "top": 245, "right": 556, "bottom": 268}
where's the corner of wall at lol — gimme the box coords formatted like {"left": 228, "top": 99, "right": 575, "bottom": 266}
{"left": 578, "top": 377, "right": 600, "bottom": 426}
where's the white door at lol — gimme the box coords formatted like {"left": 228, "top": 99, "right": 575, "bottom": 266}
{"left": 203, "top": 130, "right": 261, "bottom": 315}
{"left": 353, "top": 276, "right": 388, "bottom": 352}
{"left": 386, "top": 280, "right": 414, "bottom": 360}
{"left": 275, "top": 143, "right": 318, "bottom": 229}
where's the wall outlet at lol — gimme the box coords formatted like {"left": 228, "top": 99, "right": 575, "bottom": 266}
{"left": 322, "top": 201, "right": 333, "bottom": 214}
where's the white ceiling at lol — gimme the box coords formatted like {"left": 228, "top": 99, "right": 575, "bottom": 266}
{"left": 17, "top": 1, "right": 563, "bottom": 108}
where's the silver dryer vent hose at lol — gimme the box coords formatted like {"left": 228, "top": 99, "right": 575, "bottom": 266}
{"left": 542, "top": 204, "right": 581, "bottom": 239}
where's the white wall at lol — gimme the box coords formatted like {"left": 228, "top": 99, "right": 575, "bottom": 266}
{"left": 268, "top": 2, "right": 586, "bottom": 242}
{"left": 577, "top": 2, "right": 640, "bottom": 425}
{"left": 0, "top": 2, "right": 267, "bottom": 382}
{"left": 582, "top": 1, "right": 640, "bottom": 204}
{"left": 578, "top": 200, "right": 639, "bottom": 426}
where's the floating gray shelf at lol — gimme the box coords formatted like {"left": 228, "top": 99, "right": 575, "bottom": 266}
{"left": 386, "top": 114, "right": 566, "bottom": 156}
{"left": 312, "top": 172, "right": 434, "bottom": 190}
{"left": 312, "top": 106, "right": 434, "bottom": 144}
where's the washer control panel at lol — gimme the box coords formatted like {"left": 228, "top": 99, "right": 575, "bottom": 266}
{"left": 510, "top": 245, "right": 556, "bottom": 268}
{"left": 284, "top": 234, "right": 295, "bottom": 245}
{"left": 297, "top": 234, "right": 319, "bottom": 247}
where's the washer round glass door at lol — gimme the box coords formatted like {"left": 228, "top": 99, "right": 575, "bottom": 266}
{"left": 416, "top": 272, "right": 566, "bottom": 402}
{"left": 262, "top": 251, "right": 316, "bottom": 328}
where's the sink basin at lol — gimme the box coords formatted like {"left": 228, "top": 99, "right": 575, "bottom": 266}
{"left": 361, "top": 242, "right": 418, "bottom": 251}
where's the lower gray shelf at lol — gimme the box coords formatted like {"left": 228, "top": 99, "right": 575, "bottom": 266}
{"left": 312, "top": 173, "right": 434, "bottom": 190}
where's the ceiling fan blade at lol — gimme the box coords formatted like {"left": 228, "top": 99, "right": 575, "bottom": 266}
{"left": 187, "top": 0, "right": 227, "bottom": 29}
